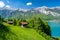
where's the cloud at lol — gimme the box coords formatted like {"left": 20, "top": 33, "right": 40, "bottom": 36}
{"left": 5, "top": 5, "right": 10, "bottom": 8}
{"left": 0, "top": 1, "right": 5, "bottom": 8}
{"left": 26, "top": 2, "right": 32, "bottom": 6}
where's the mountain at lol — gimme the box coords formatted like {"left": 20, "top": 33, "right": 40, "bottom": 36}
{"left": 33, "top": 6, "right": 60, "bottom": 16}
{"left": 0, "top": 8, "right": 27, "bottom": 19}
{"left": 0, "top": 6, "right": 60, "bottom": 20}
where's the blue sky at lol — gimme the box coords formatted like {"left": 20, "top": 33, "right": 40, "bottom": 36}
{"left": 0, "top": 0, "right": 60, "bottom": 9}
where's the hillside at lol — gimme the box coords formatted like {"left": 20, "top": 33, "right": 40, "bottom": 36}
{"left": 0, "top": 23, "right": 46, "bottom": 40}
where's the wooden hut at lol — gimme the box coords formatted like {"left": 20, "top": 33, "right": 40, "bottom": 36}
{"left": 21, "top": 22, "right": 28, "bottom": 27}
{"left": 7, "top": 21, "right": 13, "bottom": 24}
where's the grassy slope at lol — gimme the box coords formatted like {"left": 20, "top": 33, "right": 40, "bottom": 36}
{"left": 0, "top": 23, "right": 46, "bottom": 40}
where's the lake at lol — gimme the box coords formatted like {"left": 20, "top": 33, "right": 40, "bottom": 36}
{"left": 48, "top": 21, "right": 60, "bottom": 37}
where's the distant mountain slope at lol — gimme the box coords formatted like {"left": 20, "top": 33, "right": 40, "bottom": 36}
{"left": 0, "top": 23, "right": 46, "bottom": 40}
{"left": 0, "top": 6, "right": 60, "bottom": 20}
{"left": 33, "top": 6, "right": 60, "bottom": 16}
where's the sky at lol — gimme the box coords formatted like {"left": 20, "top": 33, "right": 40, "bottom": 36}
{"left": 0, "top": 0, "right": 60, "bottom": 9}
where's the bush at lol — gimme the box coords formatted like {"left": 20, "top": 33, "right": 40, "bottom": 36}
{"left": 27, "top": 16, "right": 51, "bottom": 36}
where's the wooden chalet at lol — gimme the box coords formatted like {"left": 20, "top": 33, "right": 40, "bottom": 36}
{"left": 7, "top": 21, "right": 13, "bottom": 24}
{"left": 20, "top": 22, "right": 28, "bottom": 27}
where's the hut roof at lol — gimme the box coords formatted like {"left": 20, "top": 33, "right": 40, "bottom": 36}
{"left": 7, "top": 21, "right": 13, "bottom": 23}
{"left": 21, "top": 22, "right": 28, "bottom": 25}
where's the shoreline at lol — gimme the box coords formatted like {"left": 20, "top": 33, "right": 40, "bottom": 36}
{"left": 47, "top": 20, "right": 60, "bottom": 22}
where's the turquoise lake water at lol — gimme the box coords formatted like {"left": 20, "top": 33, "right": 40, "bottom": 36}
{"left": 48, "top": 22, "right": 60, "bottom": 37}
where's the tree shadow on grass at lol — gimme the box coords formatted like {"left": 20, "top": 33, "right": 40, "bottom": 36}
{"left": 0, "top": 23, "right": 18, "bottom": 40}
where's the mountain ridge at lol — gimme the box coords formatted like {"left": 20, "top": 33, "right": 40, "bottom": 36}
{"left": 0, "top": 6, "right": 60, "bottom": 20}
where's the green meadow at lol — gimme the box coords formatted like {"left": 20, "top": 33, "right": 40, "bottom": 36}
{"left": 0, "top": 23, "right": 46, "bottom": 40}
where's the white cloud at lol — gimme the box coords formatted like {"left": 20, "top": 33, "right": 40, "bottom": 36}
{"left": 0, "top": 1, "right": 5, "bottom": 8}
{"left": 26, "top": 2, "right": 32, "bottom": 6}
{"left": 6, "top": 5, "right": 10, "bottom": 8}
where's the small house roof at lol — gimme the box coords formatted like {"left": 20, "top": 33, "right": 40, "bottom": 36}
{"left": 7, "top": 21, "right": 13, "bottom": 23}
{"left": 21, "top": 22, "right": 28, "bottom": 25}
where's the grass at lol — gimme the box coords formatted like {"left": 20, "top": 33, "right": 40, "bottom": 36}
{"left": 0, "top": 23, "right": 46, "bottom": 40}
